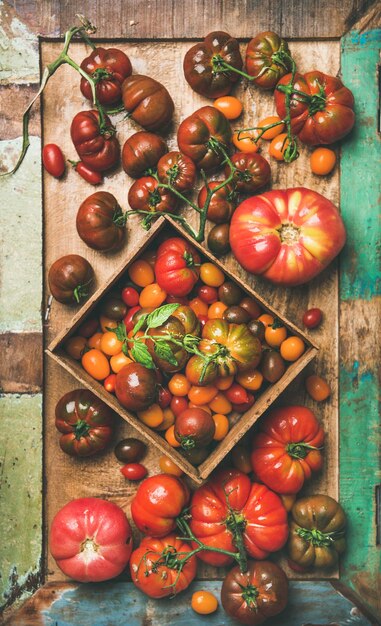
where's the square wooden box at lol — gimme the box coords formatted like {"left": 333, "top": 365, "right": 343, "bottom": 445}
{"left": 47, "top": 215, "right": 318, "bottom": 483}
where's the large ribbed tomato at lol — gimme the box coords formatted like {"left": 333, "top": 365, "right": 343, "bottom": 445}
{"left": 155, "top": 237, "right": 201, "bottom": 296}
{"left": 80, "top": 47, "right": 132, "bottom": 105}
{"left": 230, "top": 187, "right": 346, "bottom": 286}
{"left": 70, "top": 110, "right": 120, "bottom": 172}
{"left": 190, "top": 468, "right": 288, "bottom": 566}
{"left": 177, "top": 106, "right": 232, "bottom": 170}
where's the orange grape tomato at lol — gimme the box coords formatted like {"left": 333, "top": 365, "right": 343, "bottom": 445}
{"left": 82, "top": 349, "right": 110, "bottom": 381}
{"left": 257, "top": 115, "right": 285, "bottom": 140}
{"left": 305, "top": 375, "right": 331, "bottom": 402}
{"left": 191, "top": 590, "right": 218, "bottom": 615}
{"left": 280, "top": 336, "right": 305, "bottom": 361}
{"left": 139, "top": 282, "right": 167, "bottom": 308}
{"left": 208, "top": 301, "right": 228, "bottom": 319}
{"left": 189, "top": 297, "right": 209, "bottom": 318}
{"left": 280, "top": 493, "right": 296, "bottom": 512}
{"left": 269, "top": 132, "right": 290, "bottom": 161}
{"left": 257, "top": 313, "right": 274, "bottom": 328}
{"left": 155, "top": 407, "right": 176, "bottom": 431}
{"left": 165, "top": 424, "right": 181, "bottom": 447}
{"left": 200, "top": 263, "right": 225, "bottom": 288}
{"left": 100, "top": 331, "right": 123, "bottom": 356}
{"left": 236, "top": 368, "right": 263, "bottom": 391}
{"left": 128, "top": 259, "right": 155, "bottom": 287}
{"left": 188, "top": 385, "right": 218, "bottom": 405}
{"left": 232, "top": 130, "right": 261, "bottom": 153}
{"left": 100, "top": 315, "right": 118, "bottom": 333}
{"left": 212, "top": 413, "right": 230, "bottom": 441}
{"left": 265, "top": 323, "right": 287, "bottom": 348}
{"left": 215, "top": 375, "right": 234, "bottom": 390}
{"left": 188, "top": 403, "right": 212, "bottom": 415}
{"left": 209, "top": 392, "right": 232, "bottom": 415}
{"left": 310, "top": 147, "right": 337, "bottom": 175}
{"left": 214, "top": 96, "right": 243, "bottom": 120}
{"left": 137, "top": 403, "right": 164, "bottom": 428}
{"left": 104, "top": 373, "right": 116, "bottom": 393}
{"left": 110, "top": 351, "right": 132, "bottom": 373}
{"left": 159, "top": 455, "right": 184, "bottom": 476}
{"left": 87, "top": 332, "right": 103, "bottom": 350}
{"left": 64, "top": 335, "right": 87, "bottom": 360}
{"left": 231, "top": 445, "right": 252, "bottom": 474}
{"left": 168, "top": 373, "right": 191, "bottom": 397}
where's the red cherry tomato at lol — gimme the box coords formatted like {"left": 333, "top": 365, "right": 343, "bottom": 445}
{"left": 42, "top": 144, "right": 65, "bottom": 178}
{"left": 198, "top": 285, "right": 218, "bottom": 304}
{"left": 120, "top": 463, "right": 148, "bottom": 481}
{"left": 158, "top": 386, "right": 172, "bottom": 409}
{"left": 198, "top": 315, "right": 208, "bottom": 328}
{"left": 70, "top": 160, "right": 103, "bottom": 185}
{"left": 170, "top": 396, "right": 189, "bottom": 417}
{"left": 123, "top": 305, "right": 141, "bottom": 332}
{"left": 225, "top": 383, "right": 249, "bottom": 405}
{"left": 232, "top": 392, "right": 255, "bottom": 413}
{"left": 122, "top": 286, "right": 140, "bottom": 307}
{"left": 302, "top": 308, "right": 323, "bottom": 329}
{"left": 104, "top": 373, "right": 116, "bottom": 393}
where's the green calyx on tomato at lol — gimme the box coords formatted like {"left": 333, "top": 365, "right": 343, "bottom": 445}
{"left": 73, "top": 419, "right": 91, "bottom": 440}
{"left": 92, "top": 67, "right": 114, "bottom": 83}
{"left": 296, "top": 526, "right": 344, "bottom": 547}
{"left": 241, "top": 584, "right": 259, "bottom": 610}
{"left": 73, "top": 278, "right": 93, "bottom": 304}
{"left": 112, "top": 205, "right": 128, "bottom": 227}
{"left": 286, "top": 442, "right": 320, "bottom": 460}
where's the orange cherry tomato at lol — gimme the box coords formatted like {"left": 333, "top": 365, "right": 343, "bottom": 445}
{"left": 214, "top": 96, "right": 243, "bottom": 120}
{"left": 269, "top": 132, "right": 290, "bottom": 161}
{"left": 280, "top": 336, "right": 305, "bottom": 361}
{"left": 165, "top": 424, "right": 181, "bottom": 447}
{"left": 104, "top": 373, "right": 116, "bottom": 393}
{"left": 189, "top": 297, "right": 209, "bottom": 318}
{"left": 232, "top": 130, "right": 261, "bottom": 153}
{"left": 280, "top": 494, "right": 297, "bottom": 512}
{"left": 188, "top": 403, "right": 212, "bottom": 415}
{"left": 215, "top": 375, "right": 234, "bottom": 390}
{"left": 100, "top": 316, "right": 118, "bottom": 333}
{"left": 110, "top": 351, "right": 133, "bottom": 373}
{"left": 310, "top": 147, "right": 337, "bottom": 175}
{"left": 168, "top": 373, "right": 191, "bottom": 397}
{"left": 128, "top": 259, "right": 155, "bottom": 287}
{"left": 159, "top": 455, "right": 184, "bottom": 476}
{"left": 209, "top": 392, "right": 232, "bottom": 415}
{"left": 305, "top": 375, "right": 331, "bottom": 401}
{"left": 100, "top": 331, "right": 123, "bottom": 356}
{"left": 257, "top": 313, "right": 274, "bottom": 328}
{"left": 188, "top": 385, "right": 218, "bottom": 405}
{"left": 257, "top": 115, "right": 285, "bottom": 140}
{"left": 265, "top": 323, "right": 287, "bottom": 347}
{"left": 212, "top": 413, "right": 230, "bottom": 441}
{"left": 137, "top": 403, "right": 164, "bottom": 428}
{"left": 155, "top": 407, "right": 176, "bottom": 431}
{"left": 82, "top": 349, "right": 110, "bottom": 381}
{"left": 200, "top": 263, "right": 225, "bottom": 287}
{"left": 64, "top": 335, "right": 87, "bottom": 360}
{"left": 139, "top": 282, "right": 167, "bottom": 308}
{"left": 191, "top": 590, "right": 218, "bottom": 615}
{"left": 208, "top": 301, "right": 228, "bottom": 319}
{"left": 236, "top": 368, "right": 263, "bottom": 391}
{"left": 231, "top": 445, "right": 252, "bottom": 474}
{"left": 87, "top": 331, "right": 103, "bottom": 350}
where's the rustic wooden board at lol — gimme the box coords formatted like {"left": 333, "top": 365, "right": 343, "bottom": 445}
{"left": 41, "top": 39, "right": 340, "bottom": 582}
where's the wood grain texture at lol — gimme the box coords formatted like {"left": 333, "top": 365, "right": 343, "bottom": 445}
{"left": 0, "top": 333, "right": 43, "bottom": 392}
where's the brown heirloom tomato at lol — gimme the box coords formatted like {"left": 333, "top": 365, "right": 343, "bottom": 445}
{"left": 48, "top": 255, "right": 94, "bottom": 304}
{"left": 128, "top": 176, "right": 178, "bottom": 214}
{"left": 80, "top": 47, "right": 132, "bottom": 105}
{"left": 183, "top": 31, "right": 243, "bottom": 98}
{"left": 146, "top": 317, "right": 188, "bottom": 373}
{"left": 122, "top": 131, "right": 167, "bottom": 178}
{"left": 121, "top": 74, "right": 174, "bottom": 131}
{"left": 177, "top": 106, "right": 232, "bottom": 170}
{"left": 275, "top": 71, "right": 355, "bottom": 145}
{"left": 198, "top": 181, "right": 236, "bottom": 224}
{"left": 171, "top": 305, "right": 201, "bottom": 335}
{"left": 70, "top": 110, "right": 120, "bottom": 172}
{"left": 221, "top": 560, "right": 288, "bottom": 625}
{"left": 174, "top": 408, "right": 215, "bottom": 450}
{"left": 115, "top": 362, "right": 157, "bottom": 411}
{"left": 157, "top": 151, "right": 196, "bottom": 192}
{"left": 227, "top": 152, "right": 271, "bottom": 193}
{"left": 76, "top": 191, "right": 126, "bottom": 252}
{"left": 201, "top": 319, "right": 261, "bottom": 376}
{"left": 288, "top": 495, "right": 346, "bottom": 571}
{"left": 55, "top": 389, "right": 114, "bottom": 457}
{"left": 245, "top": 31, "right": 292, "bottom": 89}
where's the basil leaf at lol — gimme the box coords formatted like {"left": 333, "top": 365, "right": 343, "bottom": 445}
{"left": 146, "top": 303, "right": 180, "bottom": 329}
{"left": 113, "top": 322, "right": 127, "bottom": 342}
{"left": 131, "top": 342, "right": 155, "bottom": 369}
{"left": 154, "top": 341, "right": 178, "bottom": 366}
{"left": 132, "top": 313, "right": 148, "bottom": 336}
{"left": 121, "top": 343, "right": 129, "bottom": 357}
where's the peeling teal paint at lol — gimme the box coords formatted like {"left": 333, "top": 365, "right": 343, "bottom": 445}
{"left": 0, "top": 5, "right": 39, "bottom": 84}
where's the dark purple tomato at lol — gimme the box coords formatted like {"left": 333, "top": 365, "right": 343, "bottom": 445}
{"left": 303, "top": 308, "right": 323, "bottom": 329}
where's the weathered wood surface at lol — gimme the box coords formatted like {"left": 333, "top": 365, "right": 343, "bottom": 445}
{"left": 42, "top": 39, "right": 340, "bottom": 583}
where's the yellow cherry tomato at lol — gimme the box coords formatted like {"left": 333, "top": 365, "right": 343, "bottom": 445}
{"left": 155, "top": 407, "right": 176, "bottom": 431}
{"left": 265, "top": 323, "right": 287, "bottom": 347}
{"left": 128, "top": 259, "right": 155, "bottom": 287}
{"left": 159, "top": 455, "right": 184, "bottom": 476}
{"left": 200, "top": 263, "right": 225, "bottom": 287}
{"left": 165, "top": 424, "right": 181, "bottom": 447}
{"left": 191, "top": 590, "right": 218, "bottom": 615}
{"left": 215, "top": 375, "right": 234, "bottom": 390}
{"left": 209, "top": 392, "right": 232, "bottom": 415}
{"left": 232, "top": 130, "right": 261, "bottom": 153}
{"left": 214, "top": 96, "right": 243, "bottom": 119}
{"left": 269, "top": 133, "right": 290, "bottom": 161}
{"left": 280, "top": 336, "right": 305, "bottom": 361}
{"left": 212, "top": 414, "right": 230, "bottom": 441}
{"left": 110, "top": 351, "right": 133, "bottom": 373}
{"left": 257, "top": 115, "right": 285, "bottom": 140}
{"left": 137, "top": 403, "right": 164, "bottom": 428}
{"left": 208, "top": 301, "right": 228, "bottom": 319}
{"left": 236, "top": 368, "right": 263, "bottom": 391}
{"left": 257, "top": 313, "right": 274, "bottom": 328}
{"left": 168, "top": 373, "right": 191, "bottom": 397}
{"left": 310, "top": 147, "right": 337, "bottom": 175}
{"left": 139, "top": 282, "right": 167, "bottom": 308}
{"left": 82, "top": 349, "right": 110, "bottom": 381}
{"left": 100, "top": 331, "right": 123, "bottom": 356}
{"left": 188, "top": 385, "right": 218, "bottom": 405}
{"left": 87, "top": 332, "right": 103, "bottom": 350}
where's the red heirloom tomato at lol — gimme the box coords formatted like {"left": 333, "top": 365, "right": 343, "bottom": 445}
{"left": 80, "top": 46, "right": 132, "bottom": 105}
{"left": 131, "top": 474, "right": 190, "bottom": 536}
{"left": 275, "top": 71, "right": 355, "bottom": 145}
{"left": 251, "top": 406, "right": 325, "bottom": 494}
{"left": 155, "top": 237, "right": 201, "bottom": 297}
{"left": 183, "top": 31, "right": 243, "bottom": 98}
{"left": 226, "top": 152, "right": 271, "bottom": 193}
{"left": 49, "top": 497, "right": 132, "bottom": 582}
{"left": 55, "top": 389, "right": 114, "bottom": 457}
{"left": 245, "top": 31, "right": 292, "bottom": 89}
{"left": 76, "top": 191, "right": 126, "bottom": 251}
{"left": 128, "top": 176, "right": 178, "bottom": 214}
{"left": 42, "top": 143, "right": 65, "bottom": 178}
{"left": 190, "top": 468, "right": 288, "bottom": 566}
{"left": 71, "top": 110, "right": 120, "bottom": 172}
{"left": 177, "top": 106, "right": 232, "bottom": 171}
{"left": 198, "top": 181, "right": 236, "bottom": 224}
{"left": 130, "top": 534, "right": 196, "bottom": 598}
{"left": 115, "top": 362, "right": 157, "bottom": 411}
{"left": 157, "top": 151, "right": 196, "bottom": 192}
{"left": 48, "top": 254, "right": 94, "bottom": 304}
{"left": 221, "top": 560, "right": 288, "bottom": 625}
{"left": 230, "top": 187, "right": 346, "bottom": 286}
{"left": 121, "top": 74, "right": 174, "bottom": 131}
{"left": 122, "top": 131, "right": 167, "bottom": 178}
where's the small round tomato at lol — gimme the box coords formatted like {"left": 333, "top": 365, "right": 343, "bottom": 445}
{"left": 115, "top": 438, "right": 146, "bottom": 463}
{"left": 239, "top": 297, "right": 261, "bottom": 320}
{"left": 100, "top": 316, "right": 118, "bottom": 333}
{"left": 87, "top": 332, "right": 103, "bottom": 350}
{"left": 305, "top": 375, "right": 331, "bottom": 401}
{"left": 265, "top": 322, "right": 287, "bottom": 347}
{"left": 121, "top": 286, "right": 140, "bottom": 307}
{"left": 155, "top": 407, "right": 176, "bottom": 431}
{"left": 139, "top": 283, "right": 167, "bottom": 309}
{"left": 200, "top": 263, "right": 225, "bottom": 287}
{"left": 165, "top": 424, "right": 181, "bottom": 447}
{"left": 170, "top": 396, "right": 189, "bottom": 417}
{"left": 236, "top": 368, "right": 263, "bottom": 391}
{"left": 232, "top": 130, "right": 260, "bottom": 153}
{"left": 110, "top": 352, "right": 132, "bottom": 373}
{"left": 208, "top": 301, "right": 228, "bottom": 319}
{"left": 280, "top": 336, "right": 305, "bottom": 361}
{"left": 82, "top": 349, "right": 110, "bottom": 380}
{"left": 248, "top": 320, "right": 265, "bottom": 341}
{"left": 257, "top": 115, "right": 285, "bottom": 140}
{"left": 209, "top": 392, "right": 232, "bottom": 415}
{"left": 215, "top": 375, "right": 234, "bottom": 390}
{"left": 120, "top": 463, "right": 148, "bottom": 481}
{"left": 269, "top": 133, "right": 290, "bottom": 161}
{"left": 128, "top": 260, "right": 155, "bottom": 287}
{"left": 42, "top": 143, "right": 65, "bottom": 178}
{"left": 64, "top": 335, "right": 87, "bottom": 360}
{"left": 214, "top": 96, "right": 243, "bottom": 120}
{"left": 231, "top": 445, "right": 252, "bottom": 473}
{"left": 188, "top": 385, "right": 218, "bottom": 406}
{"left": 257, "top": 313, "right": 274, "bottom": 328}
{"left": 159, "top": 455, "right": 183, "bottom": 476}
{"left": 261, "top": 350, "right": 286, "bottom": 383}
{"left": 168, "top": 374, "right": 191, "bottom": 397}
{"left": 100, "top": 331, "right": 123, "bottom": 356}
{"left": 225, "top": 383, "right": 249, "bottom": 405}
{"left": 137, "top": 404, "right": 164, "bottom": 428}
{"left": 189, "top": 297, "right": 209, "bottom": 318}
{"left": 218, "top": 282, "right": 242, "bottom": 306}
{"left": 191, "top": 590, "right": 218, "bottom": 615}
{"left": 198, "top": 285, "right": 218, "bottom": 305}
{"left": 231, "top": 392, "right": 254, "bottom": 413}
{"left": 212, "top": 413, "right": 230, "bottom": 441}
{"left": 310, "top": 148, "right": 336, "bottom": 176}
{"left": 207, "top": 223, "right": 231, "bottom": 257}
{"left": 77, "top": 317, "right": 99, "bottom": 338}
{"left": 303, "top": 307, "right": 323, "bottom": 329}
{"left": 104, "top": 373, "right": 116, "bottom": 393}
{"left": 158, "top": 386, "right": 172, "bottom": 409}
